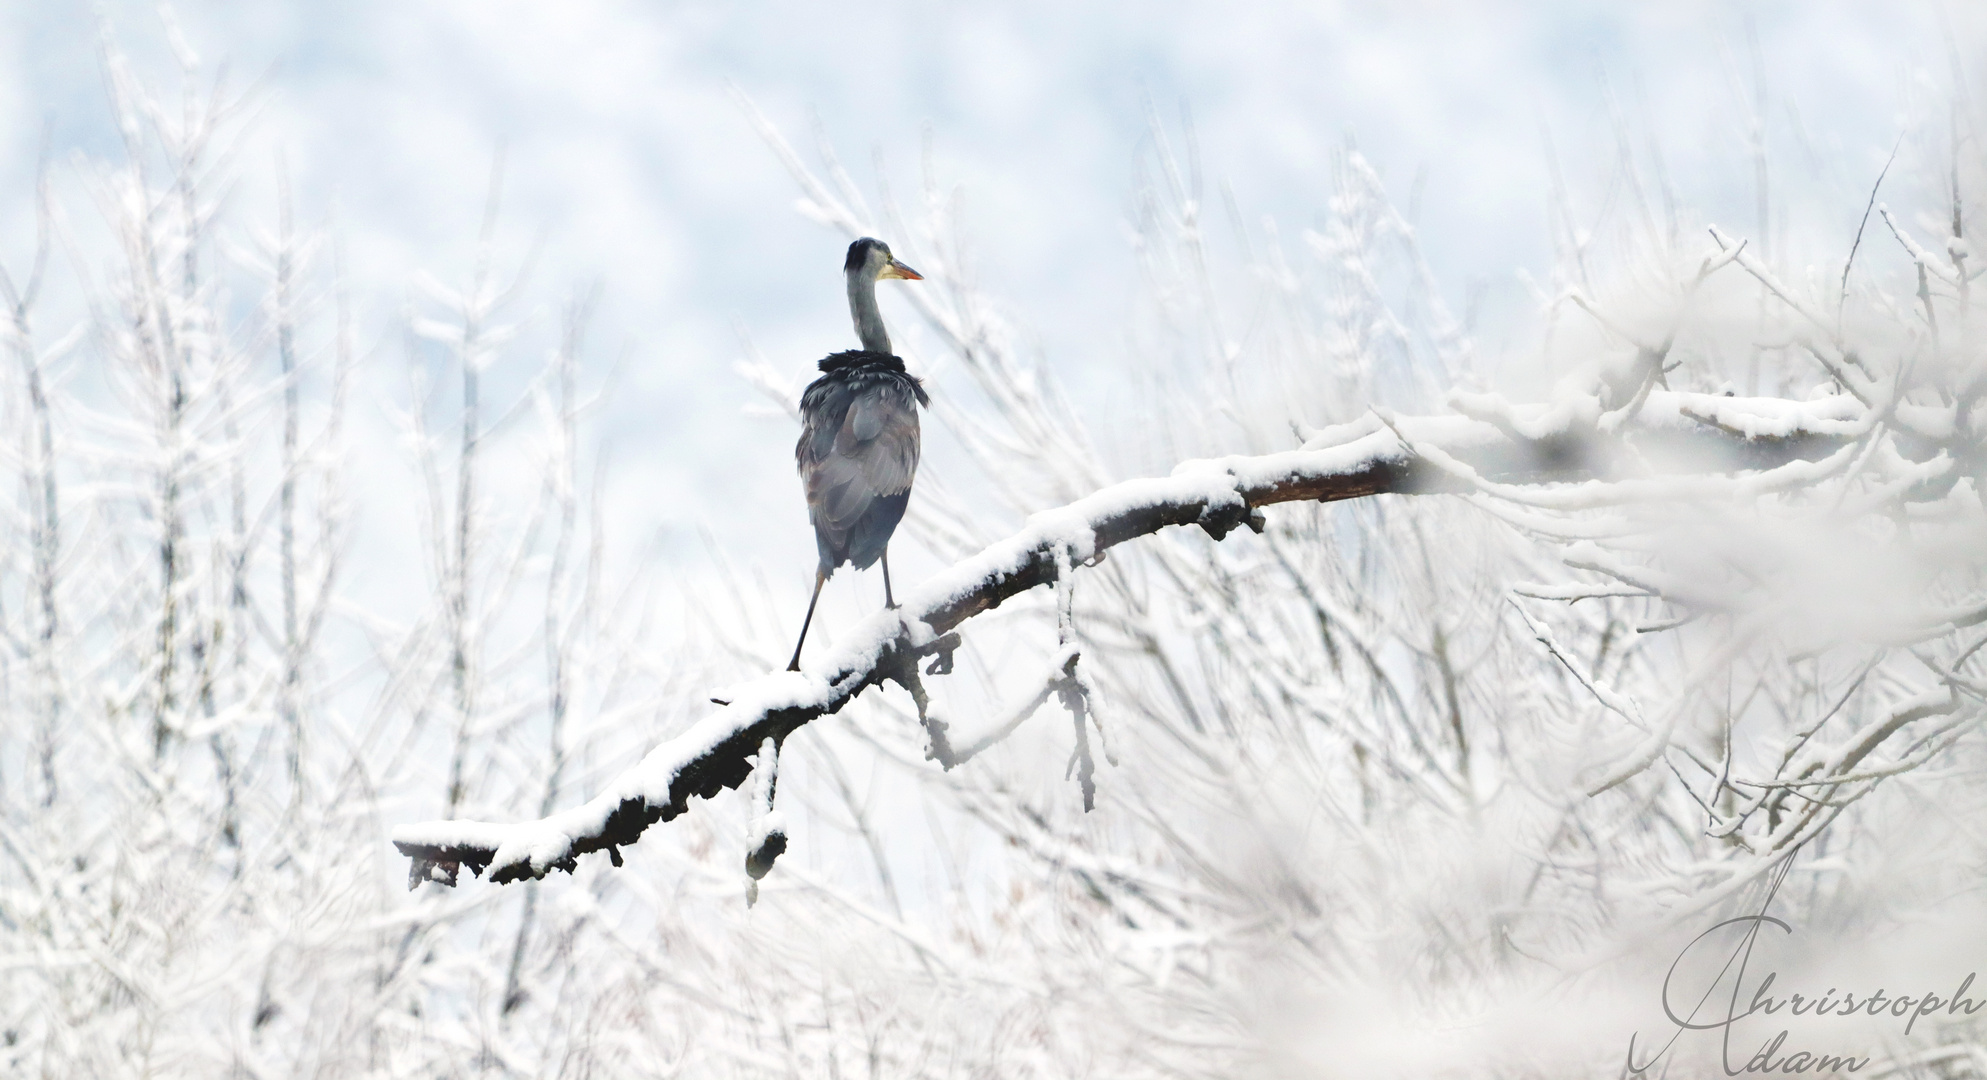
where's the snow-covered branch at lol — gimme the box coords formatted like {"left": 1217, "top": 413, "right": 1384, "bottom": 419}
{"left": 393, "top": 391, "right": 1856, "bottom": 887}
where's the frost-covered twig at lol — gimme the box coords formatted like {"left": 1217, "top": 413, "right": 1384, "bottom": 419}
{"left": 1, "top": 132, "right": 67, "bottom": 805}
{"left": 743, "top": 737, "right": 786, "bottom": 906}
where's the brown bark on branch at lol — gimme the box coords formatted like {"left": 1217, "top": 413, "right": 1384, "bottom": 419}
{"left": 392, "top": 393, "right": 1854, "bottom": 889}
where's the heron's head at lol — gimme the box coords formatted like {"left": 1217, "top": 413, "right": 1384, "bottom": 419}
{"left": 845, "top": 237, "right": 923, "bottom": 283}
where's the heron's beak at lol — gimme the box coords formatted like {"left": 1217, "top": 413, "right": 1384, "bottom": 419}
{"left": 880, "top": 258, "right": 923, "bottom": 281}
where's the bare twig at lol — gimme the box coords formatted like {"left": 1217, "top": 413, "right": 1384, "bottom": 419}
{"left": 1840, "top": 134, "right": 1904, "bottom": 315}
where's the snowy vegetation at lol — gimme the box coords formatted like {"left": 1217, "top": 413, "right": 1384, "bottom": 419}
{"left": 5, "top": 33, "right": 1987, "bottom": 1080}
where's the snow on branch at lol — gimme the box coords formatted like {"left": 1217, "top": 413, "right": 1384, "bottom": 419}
{"left": 392, "top": 392, "right": 1855, "bottom": 888}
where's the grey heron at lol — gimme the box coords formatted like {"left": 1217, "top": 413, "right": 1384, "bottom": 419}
{"left": 786, "top": 237, "right": 927, "bottom": 671}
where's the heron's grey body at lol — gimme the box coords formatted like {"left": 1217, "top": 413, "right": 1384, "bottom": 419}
{"left": 787, "top": 238, "right": 926, "bottom": 670}
{"left": 798, "top": 350, "right": 928, "bottom": 574}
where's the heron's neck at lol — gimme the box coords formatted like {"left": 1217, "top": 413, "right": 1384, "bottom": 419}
{"left": 846, "top": 270, "right": 892, "bottom": 354}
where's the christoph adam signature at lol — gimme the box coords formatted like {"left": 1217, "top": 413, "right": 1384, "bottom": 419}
{"left": 1628, "top": 867, "right": 1984, "bottom": 1075}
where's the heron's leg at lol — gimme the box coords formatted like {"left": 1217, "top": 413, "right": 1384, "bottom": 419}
{"left": 882, "top": 548, "right": 898, "bottom": 609}
{"left": 787, "top": 570, "right": 828, "bottom": 672}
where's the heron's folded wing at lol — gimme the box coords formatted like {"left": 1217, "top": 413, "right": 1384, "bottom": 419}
{"left": 810, "top": 455, "right": 876, "bottom": 529}
{"left": 832, "top": 388, "right": 921, "bottom": 498}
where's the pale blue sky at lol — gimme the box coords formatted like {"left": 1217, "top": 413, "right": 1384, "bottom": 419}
{"left": 0, "top": 0, "right": 1973, "bottom": 600}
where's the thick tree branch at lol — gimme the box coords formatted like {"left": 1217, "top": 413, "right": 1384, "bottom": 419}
{"left": 392, "top": 391, "right": 1858, "bottom": 888}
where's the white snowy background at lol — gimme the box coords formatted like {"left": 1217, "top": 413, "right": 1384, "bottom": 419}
{"left": 4, "top": 2, "right": 1987, "bottom": 1077}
